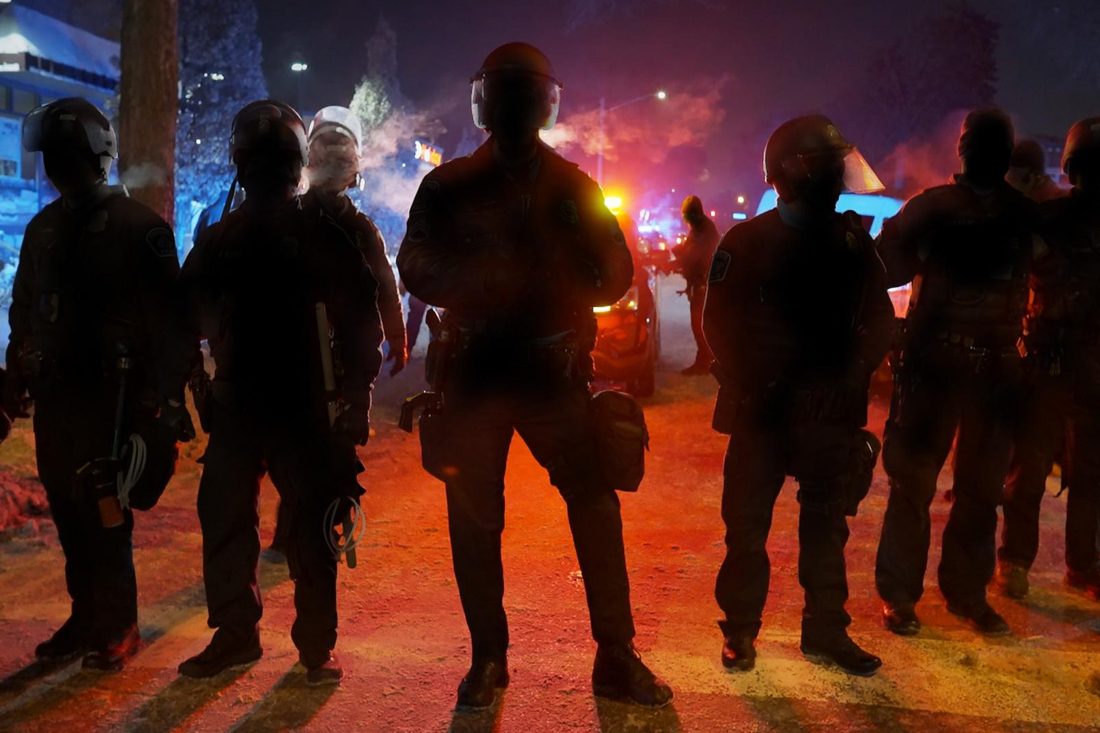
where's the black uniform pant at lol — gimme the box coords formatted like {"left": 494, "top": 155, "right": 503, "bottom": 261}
{"left": 34, "top": 395, "right": 137, "bottom": 647}
{"left": 198, "top": 399, "right": 351, "bottom": 666}
{"left": 438, "top": 385, "right": 636, "bottom": 659}
{"left": 999, "top": 372, "right": 1068, "bottom": 569}
{"left": 715, "top": 422, "right": 853, "bottom": 643}
{"left": 876, "top": 358, "right": 1020, "bottom": 611}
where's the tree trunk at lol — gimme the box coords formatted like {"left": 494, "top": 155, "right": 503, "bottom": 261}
{"left": 118, "top": 0, "right": 178, "bottom": 224}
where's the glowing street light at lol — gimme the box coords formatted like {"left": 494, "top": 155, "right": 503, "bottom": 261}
{"left": 656, "top": 90, "right": 668, "bottom": 101}
{"left": 290, "top": 61, "right": 309, "bottom": 110}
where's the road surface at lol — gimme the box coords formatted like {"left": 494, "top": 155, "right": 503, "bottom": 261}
{"left": 0, "top": 275, "right": 1098, "bottom": 732}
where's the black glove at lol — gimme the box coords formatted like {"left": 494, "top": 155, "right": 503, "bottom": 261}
{"left": 158, "top": 398, "right": 196, "bottom": 442}
{"left": 334, "top": 403, "right": 371, "bottom": 446}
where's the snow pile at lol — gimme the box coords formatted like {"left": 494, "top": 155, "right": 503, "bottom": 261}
{"left": 0, "top": 470, "right": 48, "bottom": 535}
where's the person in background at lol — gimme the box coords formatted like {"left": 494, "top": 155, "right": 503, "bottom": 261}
{"left": 1006, "top": 139, "right": 1066, "bottom": 204}
{"left": 996, "top": 118, "right": 1100, "bottom": 601}
{"left": 673, "top": 195, "right": 720, "bottom": 375}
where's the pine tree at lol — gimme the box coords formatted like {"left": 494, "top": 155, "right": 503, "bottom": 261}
{"left": 174, "top": 0, "right": 267, "bottom": 250}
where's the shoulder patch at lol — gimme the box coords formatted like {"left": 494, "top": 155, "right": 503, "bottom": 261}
{"left": 146, "top": 227, "right": 176, "bottom": 258}
{"left": 709, "top": 250, "right": 732, "bottom": 283}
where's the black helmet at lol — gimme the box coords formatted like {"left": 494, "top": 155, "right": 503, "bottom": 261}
{"left": 1061, "top": 117, "right": 1100, "bottom": 185}
{"left": 229, "top": 99, "right": 309, "bottom": 167}
{"left": 957, "top": 108, "right": 1014, "bottom": 159}
{"left": 470, "top": 42, "right": 562, "bottom": 132}
{"left": 763, "top": 115, "right": 882, "bottom": 195}
{"left": 22, "top": 97, "right": 117, "bottom": 179}
{"left": 1010, "top": 139, "right": 1046, "bottom": 173}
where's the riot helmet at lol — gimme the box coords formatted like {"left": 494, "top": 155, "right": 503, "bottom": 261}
{"left": 1061, "top": 117, "right": 1100, "bottom": 190}
{"left": 764, "top": 115, "right": 883, "bottom": 206}
{"left": 306, "top": 106, "right": 362, "bottom": 192}
{"left": 23, "top": 97, "right": 117, "bottom": 190}
{"left": 229, "top": 99, "right": 309, "bottom": 192}
{"left": 957, "top": 108, "right": 1014, "bottom": 188}
{"left": 471, "top": 42, "right": 562, "bottom": 133}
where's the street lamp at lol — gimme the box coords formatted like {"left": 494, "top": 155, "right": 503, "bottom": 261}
{"left": 596, "top": 89, "right": 668, "bottom": 186}
{"left": 290, "top": 61, "right": 308, "bottom": 111}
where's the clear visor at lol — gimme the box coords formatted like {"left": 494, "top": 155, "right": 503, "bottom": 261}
{"left": 471, "top": 74, "right": 562, "bottom": 131}
{"left": 21, "top": 105, "right": 48, "bottom": 152}
{"left": 309, "top": 106, "right": 363, "bottom": 148}
{"left": 839, "top": 147, "right": 885, "bottom": 194}
{"left": 785, "top": 147, "right": 884, "bottom": 194}
{"left": 22, "top": 104, "right": 118, "bottom": 158}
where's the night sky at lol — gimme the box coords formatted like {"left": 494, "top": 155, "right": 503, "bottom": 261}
{"left": 23, "top": 0, "right": 1100, "bottom": 207}
{"left": 251, "top": 0, "right": 1098, "bottom": 204}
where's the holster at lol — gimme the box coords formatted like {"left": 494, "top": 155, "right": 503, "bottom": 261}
{"left": 418, "top": 403, "right": 453, "bottom": 482}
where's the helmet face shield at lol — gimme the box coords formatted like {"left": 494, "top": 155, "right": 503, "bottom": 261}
{"left": 309, "top": 106, "right": 363, "bottom": 148}
{"left": 21, "top": 104, "right": 48, "bottom": 152}
{"left": 306, "top": 130, "right": 361, "bottom": 191}
{"left": 839, "top": 147, "right": 885, "bottom": 194}
{"left": 786, "top": 147, "right": 884, "bottom": 194}
{"left": 22, "top": 100, "right": 118, "bottom": 159}
{"left": 471, "top": 72, "right": 562, "bottom": 131}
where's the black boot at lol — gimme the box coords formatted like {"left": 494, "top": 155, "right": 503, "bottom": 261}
{"left": 304, "top": 652, "right": 343, "bottom": 687}
{"left": 83, "top": 625, "right": 142, "bottom": 671}
{"left": 800, "top": 633, "right": 882, "bottom": 677}
{"left": 946, "top": 602, "right": 1011, "bottom": 636}
{"left": 592, "top": 643, "right": 673, "bottom": 707}
{"left": 1065, "top": 567, "right": 1100, "bottom": 600}
{"left": 680, "top": 359, "right": 713, "bottom": 376}
{"left": 35, "top": 616, "right": 89, "bottom": 661}
{"left": 178, "top": 628, "right": 262, "bottom": 678}
{"left": 456, "top": 657, "right": 509, "bottom": 710}
{"left": 995, "top": 560, "right": 1029, "bottom": 600}
{"left": 882, "top": 604, "right": 921, "bottom": 636}
{"left": 721, "top": 635, "right": 756, "bottom": 671}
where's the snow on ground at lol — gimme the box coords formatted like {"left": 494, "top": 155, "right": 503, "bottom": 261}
{"left": 0, "top": 275, "right": 1098, "bottom": 732}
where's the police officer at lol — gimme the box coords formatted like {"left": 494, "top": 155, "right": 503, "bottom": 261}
{"left": 706, "top": 116, "right": 894, "bottom": 676}
{"left": 997, "top": 118, "right": 1100, "bottom": 600}
{"left": 1006, "top": 139, "right": 1065, "bottom": 204}
{"left": 265, "top": 105, "right": 408, "bottom": 560}
{"left": 303, "top": 105, "right": 406, "bottom": 373}
{"left": 178, "top": 100, "right": 382, "bottom": 685}
{"left": 397, "top": 43, "right": 671, "bottom": 709}
{"left": 674, "top": 195, "right": 720, "bottom": 375}
{"left": 6, "top": 98, "right": 195, "bottom": 669}
{"left": 875, "top": 109, "right": 1044, "bottom": 636}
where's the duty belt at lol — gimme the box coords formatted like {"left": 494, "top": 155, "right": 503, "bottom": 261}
{"left": 933, "top": 331, "right": 1018, "bottom": 372}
